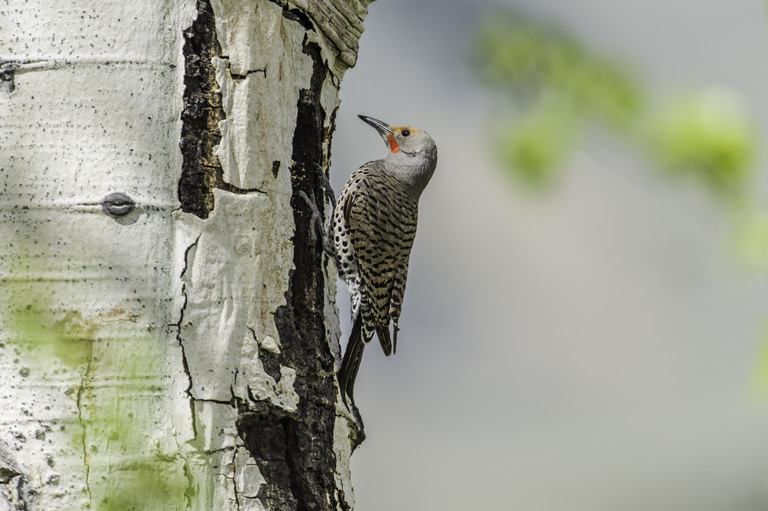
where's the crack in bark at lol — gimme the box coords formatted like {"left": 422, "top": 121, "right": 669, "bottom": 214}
{"left": 174, "top": 236, "right": 200, "bottom": 422}
{"left": 196, "top": 397, "right": 234, "bottom": 405}
{"left": 75, "top": 348, "right": 93, "bottom": 507}
{"left": 219, "top": 55, "right": 267, "bottom": 82}
{"left": 214, "top": 180, "right": 267, "bottom": 196}
{"left": 230, "top": 69, "right": 267, "bottom": 81}
{"left": 174, "top": 236, "right": 202, "bottom": 509}
{"left": 233, "top": 477, "right": 242, "bottom": 511}
{"left": 282, "top": 7, "right": 315, "bottom": 31}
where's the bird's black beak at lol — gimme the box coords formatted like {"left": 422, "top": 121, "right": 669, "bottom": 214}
{"left": 359, "top": 115, "right": 394, "bottom": 148}
{"left": 358, "top": 115, "right": 393, "bottom": 135}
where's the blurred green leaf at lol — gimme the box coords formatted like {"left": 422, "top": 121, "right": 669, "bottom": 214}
{"left": 474, "top": 10, "right": 642, "bottom": 129}
{"left": 474, "top": 9, "right": 756, "bottom": 195}
{"left": 644, "top": 89, "right": 755, "bottom": 192}
{"left": 496, "top": 101, "right": 577, "bottom": 186}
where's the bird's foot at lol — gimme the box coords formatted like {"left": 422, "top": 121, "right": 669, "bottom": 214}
{"left": 298, "top": 163, "right": 336, "bottom": 256}
{"left": 311, "top": 162, "right": 336, "bottom": 210}
{"left": 297, "top": 188, "right": 323, "bottom": 245}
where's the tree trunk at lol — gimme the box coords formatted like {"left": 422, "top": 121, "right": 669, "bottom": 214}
{"left": 0, "top": 0, "right": 371, "bottom": 509}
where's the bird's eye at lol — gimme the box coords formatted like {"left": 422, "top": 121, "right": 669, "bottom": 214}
{"left": 401, "top": 129, "right": 411, "bottom": 137}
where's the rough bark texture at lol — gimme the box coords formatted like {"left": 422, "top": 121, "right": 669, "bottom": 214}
{"left": 0, "top": 0, "right": 372, "bottom": 509}
{"left": 179, "top": 0, "right": 226, "bottom": 218}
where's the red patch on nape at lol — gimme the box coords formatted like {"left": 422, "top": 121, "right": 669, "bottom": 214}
{"left": 387, "top": 134, "right": 400, "bottom": 154}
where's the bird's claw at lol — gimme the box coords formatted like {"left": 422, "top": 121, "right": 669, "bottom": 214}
{"left": 311, "top": 162, "right": 336, "bottom": 210}
{"left": 298, "top": 162, "right": 337, "bottom": 256}
{"left": 297, "top": 189, "right": 323, "bottom": 246}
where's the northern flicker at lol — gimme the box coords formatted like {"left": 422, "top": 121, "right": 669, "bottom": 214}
{"left": 333, "top": 115, "right": 438, "bottom": 408}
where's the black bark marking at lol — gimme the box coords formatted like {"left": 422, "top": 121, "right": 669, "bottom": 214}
{"left": 260, "top": 348, "right": 282, "bottom": 384}
{"left": 250, "top": 327, "right": 283, "bottom": 384}
{"left": 179, "top": 0, "right": 266, "bottom": 220}
{"left": 237, "top": 406, "right": 297, "bottom": 510}
{"left": 179, "top": 0, "right": 223, "bottom": 219}
{"left": 0, "top": 60, "right": 20, "bottom": 93}
{"left": 100, "top": 192, "right": 136, "bottom": 217}
{"left": 271, "top": 160, "right": 281, "bottom": 178}
{"left": 230, "top": 68, "right": 267, "bottom": 81}
{"left": 0, "top": 445, "right": 28, "bottom": 511}
{"left": 325, "top": 105, "right": 339, "bottom": 152}
{"left": 282, "top": 8, "right": 315, "bottom": 31}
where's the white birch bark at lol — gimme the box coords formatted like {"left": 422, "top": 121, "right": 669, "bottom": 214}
{"left": 0, "top": 0, "right": 371, "bottom": 509}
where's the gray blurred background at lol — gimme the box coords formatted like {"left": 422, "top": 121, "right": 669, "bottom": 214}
{"left": 330, "top": 0, "right": 768, "bottom": 509}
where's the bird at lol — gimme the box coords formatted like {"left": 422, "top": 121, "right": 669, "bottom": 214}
{"left": 333, "top": 115, "right": 438, "bottom": 408}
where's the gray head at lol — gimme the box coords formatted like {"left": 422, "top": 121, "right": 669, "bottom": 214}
{"left": 359, "top": 115, "right": 437, "bottom": 197}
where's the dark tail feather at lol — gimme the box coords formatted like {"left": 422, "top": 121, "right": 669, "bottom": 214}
{"left": 392, "top": 324, "right": 400, "bottom": 355}
{"left": 376, "top": 326, "right": 392, "bottom": 356}
{"left": 338, "top": 314, "right": 365, "bottom": 408}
